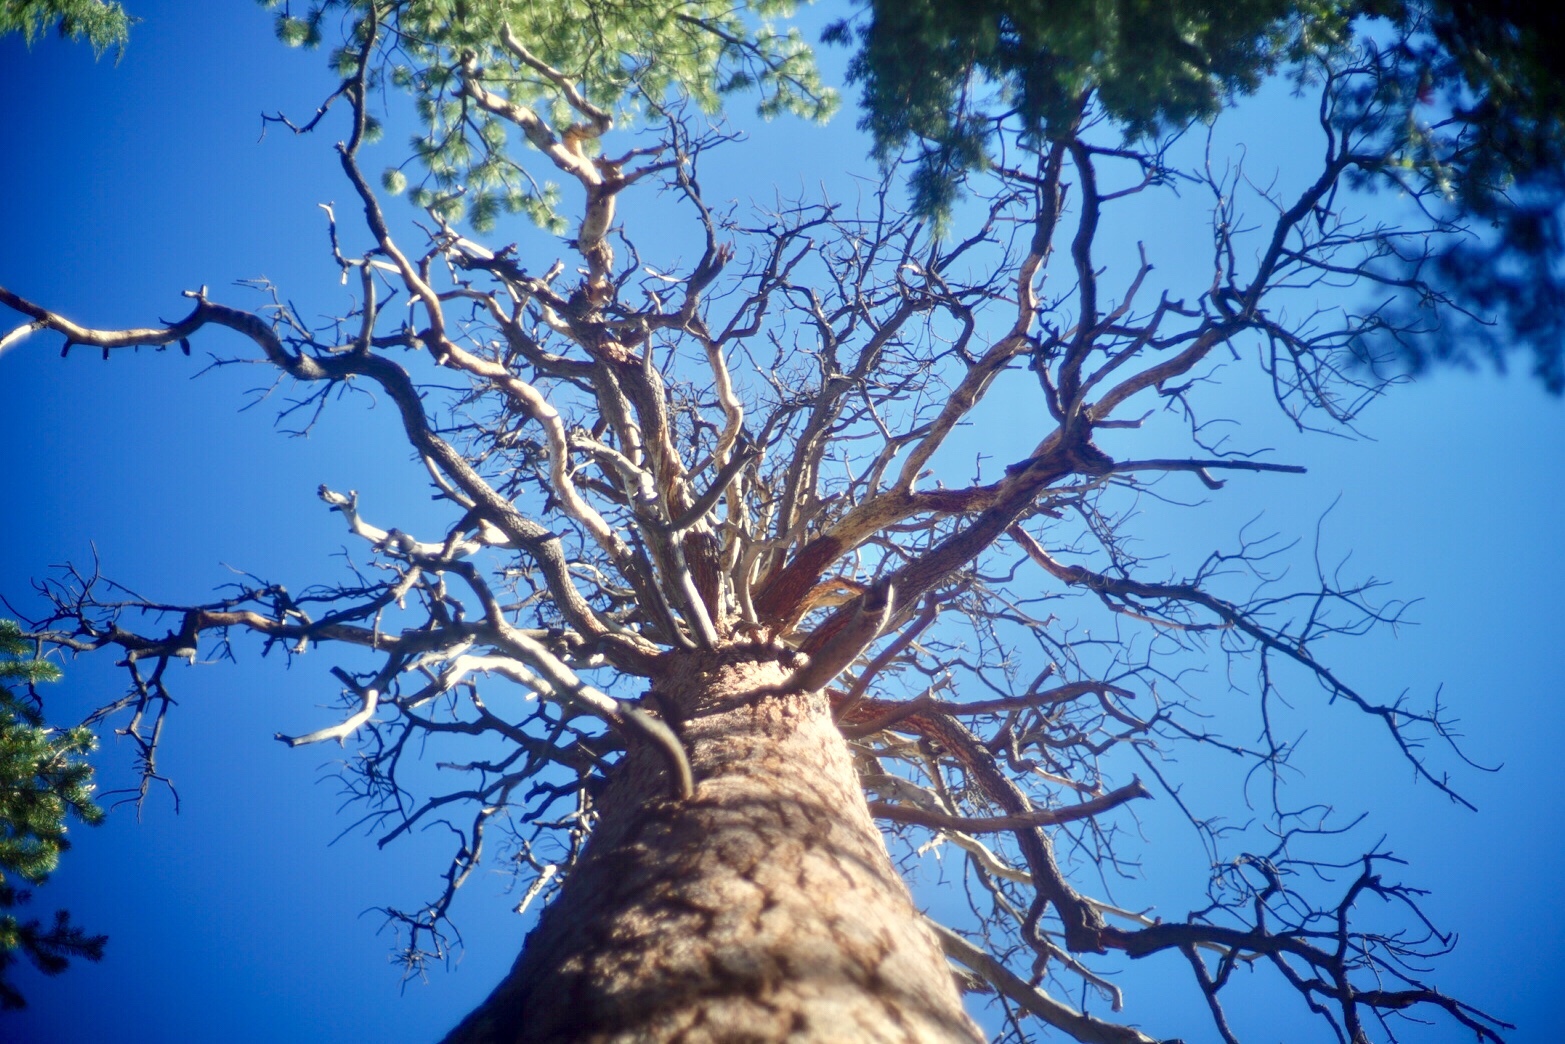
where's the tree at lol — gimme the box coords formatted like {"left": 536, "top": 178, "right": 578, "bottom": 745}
{"left": 0, "top": 1, "right": 1542, "bottom": 1039}
{"left": 838, "top": 0, "right": 1565, "bottom": 388}
{"left": 0, "top": 0, "right": 131, "bottom": 56}
{"left": 0, "top": 621, "right": 106, "bottom": 1011}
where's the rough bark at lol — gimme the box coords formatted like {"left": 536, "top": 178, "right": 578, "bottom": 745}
{"left": 444, "top": 649, "right": 982, "bottom": 1043}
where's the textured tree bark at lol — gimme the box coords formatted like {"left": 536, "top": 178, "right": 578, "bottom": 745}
{"left": 443, "top": 649, "right": 982, "bottom": 1043}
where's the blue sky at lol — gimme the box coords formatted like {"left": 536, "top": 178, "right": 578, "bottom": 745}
{"left": 2, "top": 3, "right": 1563, "bottom": 1042}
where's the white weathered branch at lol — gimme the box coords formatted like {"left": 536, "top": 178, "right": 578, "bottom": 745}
{"left": 276, "top": 666, "right": 380, "bottom": 747}
{"left": 497, "top": 24, "right": 611, "bottom": 131}
{"left": 494, "top": 622, "right": 692, "bottom": 799}
{"left": 928, "top": 921, "right": 1159, "bottom": 1044}
{"left": 319, "top": 486, "right": 482, "bottom": 558}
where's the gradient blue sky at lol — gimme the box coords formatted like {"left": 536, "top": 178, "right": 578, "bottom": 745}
{"left": 2, "top": 3, "right": 1563, "bottom": 1042}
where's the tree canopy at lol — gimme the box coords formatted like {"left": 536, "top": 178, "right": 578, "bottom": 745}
{"left": 258, "top": 0, "right": 838, "bottom": 233}
{"left": 0, "top": 0, "right": 130, "bottom": 56}
{"left": 0, "top": 622, "right": 105, "bottom": 1011}
{"left": 835, "top": 0, "right": 1565, "bottom": 387}
{"left": 2, "top": 1, "right": 1560, "bottom": 1040}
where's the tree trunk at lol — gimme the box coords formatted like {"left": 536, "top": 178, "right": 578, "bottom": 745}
{"left": 444, "top": 649, "right": 982, "bottom": 1043}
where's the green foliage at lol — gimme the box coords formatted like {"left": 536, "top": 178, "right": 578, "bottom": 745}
{"left": 830, "top": 0, "right": 1565, "bottom": 385}
{"left": 261, "top": 0, "right": 837, "bottom": 232}
{"left": 1373, "top": 0, "right": 1565, "bottom": 390}
{"left": 0, "top": 621, "right": 105, "bottom": 1011}
{"left": 253, "top": 0, "right": 1565, "bottom": 378}
{"left": 0, "top": 0, "right": 131, "bottom": 58}
{"left": 831, "top": 0, "right": 1353, "bottom": 218}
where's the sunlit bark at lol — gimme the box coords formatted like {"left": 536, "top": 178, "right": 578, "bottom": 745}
{"left": 446, "top": 653, "right": 980, "bottom": 1043}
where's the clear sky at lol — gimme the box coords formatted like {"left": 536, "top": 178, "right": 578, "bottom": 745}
{"left": 1, "top": 3, "right": 1563, "bottom": 1042}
